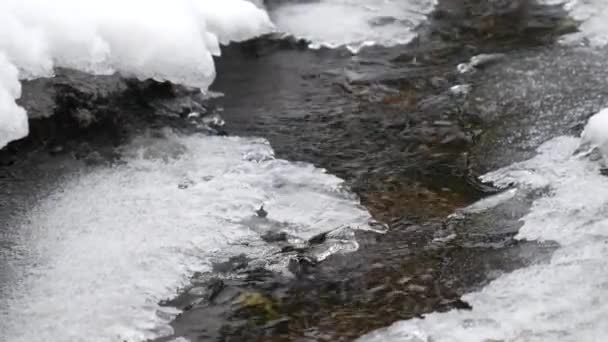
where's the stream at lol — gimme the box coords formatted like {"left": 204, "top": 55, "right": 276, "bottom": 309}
{"left": 2, "top": 0, "right": 608, "bottom": 341}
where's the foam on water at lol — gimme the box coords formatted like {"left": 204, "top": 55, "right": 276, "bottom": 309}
{"left": 267, "top": 0, "right": 436, "bottom": 53}
{"left": 359, "top": 134, "right": 608, "bottom": 342}
{"left": 0, "top": 132, "right": 376, "bottom": 342}
{"left": 0, "top": 0, "right": 274, "bottom": 149}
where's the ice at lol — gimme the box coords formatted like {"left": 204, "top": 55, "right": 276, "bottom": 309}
{"left": 576, "top": 107, "right": 608, "bottom": 162}
{"left": 267, "top": 0, "right": 436, "bottom": 53}
{"left": 359, "top": 133, "right": 608, "bottom": 341}
{"left": 0, "top": 132, "right": 376, "bottom": 342}
{"left": 0, "top": 53, "right": 27, "bottom": 148}
{"left": 540, "top": 0, "right": 608, "bottom": 46}
{"left": 0, "top": 0, "right": 274, "bottom": 149}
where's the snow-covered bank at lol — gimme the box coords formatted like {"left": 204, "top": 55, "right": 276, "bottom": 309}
{"left": 0, "top": 0, "right": 440, "bottom": 149}
{"left": 0, "top": 0, "right": 274, "bottom": 149}
{"left": 268, "top": 0, "right": 436, "bottom": 52}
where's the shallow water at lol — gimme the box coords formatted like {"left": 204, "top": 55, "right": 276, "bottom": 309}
{"left": 2, "top": 0, "right": 608, "bottom": 341}
{"left": 361, "top": 136, "right": 608, "bottom": 342}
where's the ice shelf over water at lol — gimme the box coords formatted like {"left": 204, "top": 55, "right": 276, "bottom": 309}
{"left": 269, "top": 0, "right": 436, "bottom": 52}
{"left": 0, "top": 132, "right": 377, "bottom": 342}
{"left": 0, "top": 0, "right": 274, "bottom": 148}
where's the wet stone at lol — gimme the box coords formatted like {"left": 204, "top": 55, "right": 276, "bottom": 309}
{"left": 406, "top": 284, "right": 428, "bottom": 293}
{"left": 212, "top": 255, "right": 251, "bottom": 274}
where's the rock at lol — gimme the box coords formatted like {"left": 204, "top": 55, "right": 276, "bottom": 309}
{"left": 469, "top": 53, "right": 506, "bottom": 68}
{"left": 458, "top": 54, "right": 505, "bottom": 74}
{"left": 83, "top": 151, "right": 104, "bottom": 166}
{"left": 233, "top": 290, "right": 280, "bottom": 321}
{"left": 450, "top": 84, "right": 472, "bottom": 96}
{"left": 212, "top": 254, "right": 250, "bottom": 273}
{"left": 419, "top": 274, "right": 434, "bottom": 282}
{"left": 256, "top": 205, "right": 268, "bottom": 218}
{"left": 177, "top": 179, "right": 194, "bottom": 190}
{"left": 48, "top": 145, "right": 64, "bottom": 155}
{"left": 261, "top": 231, "right": 289, "bottom": 243}
{"left": 406, "top": 284, "right": 427, "bottom": 293}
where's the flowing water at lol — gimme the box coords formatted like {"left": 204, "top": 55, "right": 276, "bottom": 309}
{"left": 2, "top": 0, "right": 608, "bottom": 341}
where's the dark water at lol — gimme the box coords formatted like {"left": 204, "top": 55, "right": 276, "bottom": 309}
{"left": 2, "top": 0, "right": 606, "bottom": 341}
{"left": 156, "top": 1, "right": 588, "bottom": 341}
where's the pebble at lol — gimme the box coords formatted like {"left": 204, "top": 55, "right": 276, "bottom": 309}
{"left": 407, "top": 284, "right": 427, "bottom": 293}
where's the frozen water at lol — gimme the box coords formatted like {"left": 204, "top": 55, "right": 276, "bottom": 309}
{"left": 360, "top": 133, "right": 608, "bottom": 341}
{"left": 267, "top": 0, "right": 436, "bottom": 52}
{"left": 0, "top": 132, "right": 376, "bottom": 342}
{"left": 541, "top": 0, "right": 608, "bottom": 46}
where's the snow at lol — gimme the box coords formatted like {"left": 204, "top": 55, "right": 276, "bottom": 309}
{"left": 0, "top": 0, "right": 274, "bottom": 149}
{"left": 540, "top": 0, "right": 608, "bottom": 46}
{"left": 0, "top": 53, "right": 27, "bottom": 148}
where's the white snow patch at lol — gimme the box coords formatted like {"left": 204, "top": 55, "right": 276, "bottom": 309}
{"left": 0, "top": 0, "right": 274, "bottom": 149}
{"left": 0, "top": 53, "right": 27, "bottom": 148}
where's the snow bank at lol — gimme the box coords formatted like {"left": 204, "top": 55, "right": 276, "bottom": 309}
{"left": 0, "top": 0, "right": 274, "bottom": 149}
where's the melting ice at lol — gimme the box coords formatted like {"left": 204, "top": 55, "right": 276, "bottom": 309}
{"left": 267, "top": 0, "right": 436, "bottom": 52}
{"left": 540, "top": 0, "right": 608, "bottom": 46}
{"left": 0, "top": 132, "right": 377, "bottom": 342}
